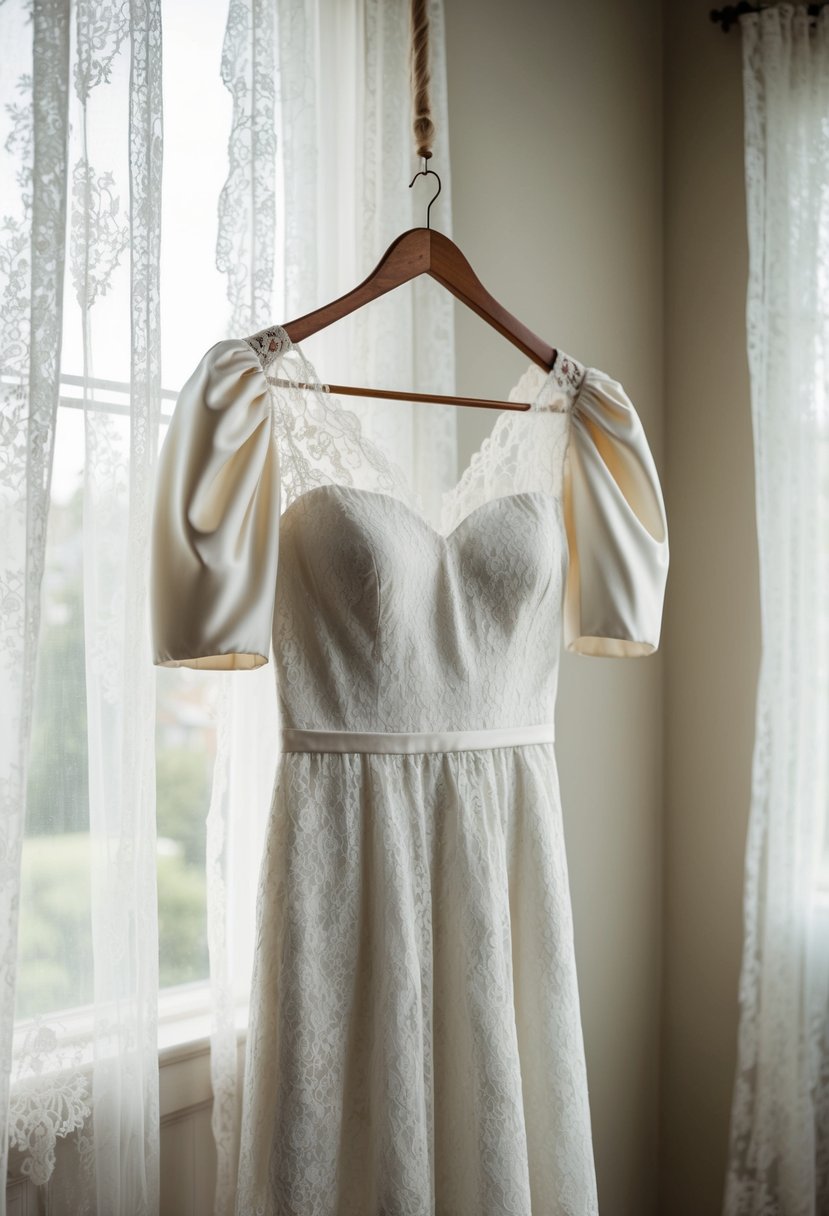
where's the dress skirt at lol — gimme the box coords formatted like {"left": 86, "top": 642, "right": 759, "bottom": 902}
{"left": 234, "top": 737, "right": 600, "bottom": 1216}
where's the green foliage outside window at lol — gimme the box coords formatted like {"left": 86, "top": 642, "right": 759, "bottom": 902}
{"left": 16, "top": 484, "right": 213, "bottom": 1023}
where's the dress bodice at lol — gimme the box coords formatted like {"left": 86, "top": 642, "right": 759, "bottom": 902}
{"left": 274, "top": 484, "right": 566, "bottom": 733}
{"left": 149, "top": 324, "right": 669, "bottom": 687}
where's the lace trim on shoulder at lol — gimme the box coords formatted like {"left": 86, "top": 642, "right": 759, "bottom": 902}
{"left": 244, "top": 323, "right": 293, "bottom": 372}
{"left": 508, "top": 349, "right": 587, "bottom": 414}
{"left": 550, "top": 349, "right": 587, "bottom": 399}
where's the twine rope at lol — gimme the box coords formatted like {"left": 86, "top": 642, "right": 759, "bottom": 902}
{"left": 410, "top": 0, "right": 435, "bottom": 159}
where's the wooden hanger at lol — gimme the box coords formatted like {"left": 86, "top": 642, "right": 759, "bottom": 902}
{"left": 273, "top": 163, "right": 558, "bottom": 412}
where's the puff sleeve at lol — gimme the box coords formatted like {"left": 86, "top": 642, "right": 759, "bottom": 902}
{"left": 563, "top": 367, "right": 668, "bottom": 657}
{"left": 150, "top": 338, "right": 280, "bottom": 670}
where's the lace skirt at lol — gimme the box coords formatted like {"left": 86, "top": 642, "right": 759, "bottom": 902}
{"left": 234, "top": 738, "right": 599, "bottom": 1216}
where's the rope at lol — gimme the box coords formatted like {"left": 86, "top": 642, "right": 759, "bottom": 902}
{"left": 410, "top": 0, "right": 435, "bottom": 160}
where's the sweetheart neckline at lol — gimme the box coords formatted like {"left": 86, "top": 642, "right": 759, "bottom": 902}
{"left": 279, "top": 483, "right": 563, "bottom": 543}
{"left": 254, "top": 323, "right": 582, "bottom": 538}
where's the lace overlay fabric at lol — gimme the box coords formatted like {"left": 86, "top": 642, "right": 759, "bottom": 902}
{"left": 238, "top": 743, "right": 595, "bottom": 1216}
{"left": 245, "top": 322, "right": 581, "bottom": 533}
{"left": 253, "top": 327, "right": 425, "bottom": 519}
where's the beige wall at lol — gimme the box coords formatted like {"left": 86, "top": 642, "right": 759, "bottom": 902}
{"left": 447, "top": 4, "right": 760, "bottom": 1214}
{"left": 444, "top": 3, "right": 664, "bottom": 1213}
{"left": 661, "top": 3, "right": 758, "bottom": 1213}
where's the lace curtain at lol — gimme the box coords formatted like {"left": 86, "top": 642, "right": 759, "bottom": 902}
{"left": 0, "top": 1, "right": 456, "bottom": 1212}
{"left": 723, "top": 8, "right": 829, "bottom": 1214}
{"left": 1, "top": 2, "right": 163, "bottom": 1212}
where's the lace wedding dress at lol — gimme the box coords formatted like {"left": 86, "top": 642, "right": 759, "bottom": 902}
{"left": 150, "top": 323, "right": 669, "bottom": 1216}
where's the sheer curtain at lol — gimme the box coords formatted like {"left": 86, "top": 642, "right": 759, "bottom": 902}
{"left": 0, "top": 1, "right": 456, "bottom": 1213}
{"left": 205, "top": 5, "right": 456, "bottom": 1211}
{"left": 2, "top": 3, "right": 163, "bottom": 1212}
{"left": 723, "top": 7, "right": 829, "bottom": 1214}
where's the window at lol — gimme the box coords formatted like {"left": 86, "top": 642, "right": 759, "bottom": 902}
{"left": 15, "top": 389, "right": 218, "bottom": 1036}
{"left": 12, "top": 0, "right": 238, "bottom": 1050}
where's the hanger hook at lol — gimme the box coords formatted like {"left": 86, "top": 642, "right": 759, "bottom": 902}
{"left": 408, "top": 156, "right": 442, "bottom": 230}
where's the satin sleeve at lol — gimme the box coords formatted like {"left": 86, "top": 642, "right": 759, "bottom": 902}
{"left": 150, "top": 338, "right": 279, "bottom": 669}
{"left": 563, "top": 367, "right": 669, "bottom": 657}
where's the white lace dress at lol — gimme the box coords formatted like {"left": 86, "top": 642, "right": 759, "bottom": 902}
{"left": 150, "top": 324, "right": 669, "bottom": 1216}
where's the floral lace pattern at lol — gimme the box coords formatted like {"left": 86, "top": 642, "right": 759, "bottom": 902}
{"left": 1, "top": 0, "right": 74, "bottom": 1197}
{"left": 216, "top": 0, "right": 276, "bottom": 336}
{"left": 8, "top": 1021, "right": 92, "bottom": 1187}
{"left": 236, "top": 743, "right": 598, "bottom": 1216}
{"left": 258, "top": 327, "right": 425, "bottom": 516}
{"left": 441, "top": 352, "right": 581, "bottom": 537}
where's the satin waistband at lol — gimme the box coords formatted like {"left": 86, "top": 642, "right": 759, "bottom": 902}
{"left": 279, "top": 722, "right": 556, "bottom": 755}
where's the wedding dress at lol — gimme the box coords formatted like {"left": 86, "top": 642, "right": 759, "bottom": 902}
{"left": 150, "top": 323, "right": 668, "bottom": 1215}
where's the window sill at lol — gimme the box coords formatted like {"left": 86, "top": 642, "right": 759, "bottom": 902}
{"left": 157, "top": 985, "right": 249, "bottom": 1120}
{"left": 157, "top": 980, "right": 248, "bottom": 1065}
{"left": 12, "top": 982, "right": 248, "bottom": 1113}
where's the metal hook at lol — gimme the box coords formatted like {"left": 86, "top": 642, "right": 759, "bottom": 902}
{"left": 408, "top": 157, "right": 442, "bottom": 229}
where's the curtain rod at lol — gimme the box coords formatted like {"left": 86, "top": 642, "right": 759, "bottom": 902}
{"left": 711, "top": 2, "right": 828, "bottom": 32}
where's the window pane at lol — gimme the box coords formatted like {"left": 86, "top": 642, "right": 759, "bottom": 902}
{"left": 17, "top": 408, "right": 92, "bottom": 1019}
{"left": 16, "top": 403, "right": 220, "bottom": 1024}
{"left": 155, "top": 665, "right": 215, "bottom": 987}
